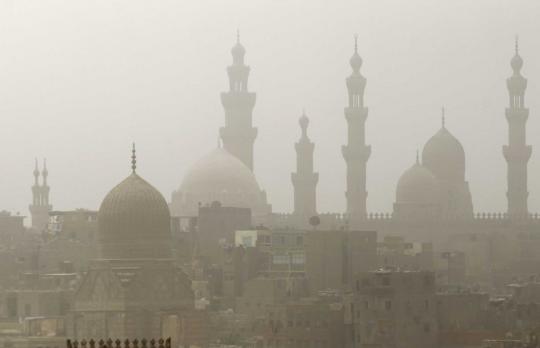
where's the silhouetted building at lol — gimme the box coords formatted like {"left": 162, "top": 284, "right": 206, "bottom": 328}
{"left": 342, "top": 36, "right": 370, "bottom": 227}
{"left": 220, "top": 31, "right": 257, "bottom": 171}
{"left": 72, "top": 146, "right": 193, "bottom": 340}
{"left": 504, "top": 38, "right": 531, "bottom": 219}
{"left": 291, "top": 111, "right": 318, "bottom": 227}
{"left": 29, "top": 159, "right": 52, "bottom": 232}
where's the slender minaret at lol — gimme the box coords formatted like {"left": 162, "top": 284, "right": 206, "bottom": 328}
{"left": 342, "top": 35, "right": 370, "bottom": 225}
{"left": 29, "top": 159, "right": 52, "bottom": 231}
{"left": 291, "top": 111, "right": 318, "bottom": 222}
{"left": 503, "top": 38, "right": 531, "bottom": 219}
{"left": 220, "top": 31, "right": 258, "bottom": 171}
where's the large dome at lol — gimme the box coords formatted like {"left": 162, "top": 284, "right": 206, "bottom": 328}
{"left": 171, "top": 148, "right": 270, "bottom": 217}
{"left": 396, "top": 162, "right": 439, "bottom": 205}
{"left": 98, "top": 172, "right": 172, "bottom": 259}
{"left": 422, "top": 126, "right": 466, "bottom": 183}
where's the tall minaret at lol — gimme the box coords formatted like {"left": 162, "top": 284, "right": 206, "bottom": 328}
{"left": 29, "top": 159, "right": 52, "bottom": 231}
{"left": 503, "top": 38, "right": 531, "bottom": 219}
{"left": 220, "top": 31, "right": 258, "bottom": 171}
{"left": 342, "top": 36, "right": 370, "bottom": 225}
{"left": 291, "top": 111, "right": 318, "bottom": 223}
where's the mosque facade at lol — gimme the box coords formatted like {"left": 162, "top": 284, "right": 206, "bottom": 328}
{"left": 72, "top": 146, "right": 193, "bottom": 340}
{"left": 170, "top": 35, "right": 540, "bottom": 243}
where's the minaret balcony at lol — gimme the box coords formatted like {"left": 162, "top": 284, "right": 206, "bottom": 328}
{"left": 221, "top": 92, "right": 256, "bottom": 109}
{"left": 220, "top": 126, "right": 258, "bottom": 143}
{"left": 503, "top": 145, "right": 532, "bottom": 162}
{"left": 342, "top": 144, "right": 371, "bottom": 162}
{"left": 505, "top": 107, "right": 529, "bottom": 122}
{"left": 344, "top": 107, "right": 368, "bottom": 122}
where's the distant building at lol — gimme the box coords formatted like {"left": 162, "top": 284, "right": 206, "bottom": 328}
{"left": 72, "top": 147, "right": 193, "bottom": 340}
{"left": 305, "top": 229, "right": 377, "bottom": 294}
{"left": 29, "top": 159, "right": 52, "bottom": 232}
{"left": 352, "top": 270, "right": 438, "bottom": 348}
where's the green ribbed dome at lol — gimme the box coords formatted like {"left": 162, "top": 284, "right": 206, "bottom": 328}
{"left": 98, "top": 173, "right": 172, "bottom": 259}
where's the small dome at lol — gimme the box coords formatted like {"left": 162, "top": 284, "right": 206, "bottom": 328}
{"left": 98, "top": 173, "right": 172, "bottom": 259}
{"left": 396, "top": 162, "right": 439, "bottom": 205}
{"left": 299, "top": 113, "right": 309, "bottom": 132}
{"left": 350, "top": 52, "right": 362, "bottom": 73}
{"left": 173, "top": 148, "right": 269, "bottom": 217}
{"left": 231, "top": 42, "right": 245, "bottom": 60}
{"left": 422, "top": 127, "right": 466, "bottom": 183}
{"left": 511, "top": 53, "right": 523, "bottom": 73}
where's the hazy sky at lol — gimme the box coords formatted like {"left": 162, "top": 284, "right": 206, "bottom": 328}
{"left": 0, "top": 0, "right": 539, "bottom": 219}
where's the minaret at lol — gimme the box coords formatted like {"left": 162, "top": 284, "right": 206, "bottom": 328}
{"left": 503, "top": 38, "right": 531, "bottom": 218}
{"left": 342, "top": 35, "right": 370, "bottom": 225}
{"left": 29, "top": 159, "right": 52, "bottom": 231}
{"left": 291, "top": 111, "right": 318, "bottom": 223}
{"left": 220, "top": 31, "right": 258, "bottom": 171}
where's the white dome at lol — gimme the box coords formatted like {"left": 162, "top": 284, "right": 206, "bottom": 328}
{"left": 422, "top": 127, "right": 466, "bottom": 183}
{"left": 171, "top": 148, "right": 270, "bottom": 217}
{"left": 396, "top": 162, "right": 439, "bottom": 205}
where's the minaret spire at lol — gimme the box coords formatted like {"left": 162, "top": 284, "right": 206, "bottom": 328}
{"left": 503, "top": 37, "right": 531, "bottom": 218}
{"left": 29, "top": 158, "right": 52, "bottom": 232}
{"left": 342, "top": 35, "right": 370, "bottom": 227}
{"left": 441, "top": 106, "right": 446, "bottom": 128}
{"left": 292, "top": 110, "right": 318, "bottom": 224}
{"left": 131, "top": 143, "right": 137, "bottom": 173}
{"left": 220, "top": 31, "right": 257, "bottom": 171}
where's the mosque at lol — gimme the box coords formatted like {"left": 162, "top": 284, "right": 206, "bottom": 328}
{"left": 165, "top": 34, "right": 539, "bottom": 243}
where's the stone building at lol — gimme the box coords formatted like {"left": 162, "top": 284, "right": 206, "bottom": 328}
{"left": 72, "top": 146, "right": 193, "bottom": 340}
{"left": 304, "top": 229, "right": 377, "bottom": 294}
{"left": 29, "top": 159, "right": 52, "bottom": 232}
{"left": 352, "top": 270, "right": 438, "bottom": 348}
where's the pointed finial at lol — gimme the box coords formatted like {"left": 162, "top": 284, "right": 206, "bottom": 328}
{"left": 441, "top": 106, "right": 446, "bottom": 128}
{"left": 237, "top": 29, "right": 240, "bottom": 44}
{"left": 131, "top": 143, "right": 136, "bottom": 173}
{"left": 33, "top": 158, "right": 39, "bottom": 179}
{"left": 515, "top": 35, "right": 519, "bottom": 55}
{"left": 217, "top": 136, "right": 221, "bottom": 148}
{"left": 354, "top": 34, "right": 358, "bottom": 53}
{"left": 299, "top": 108, "right": 309, "bottom": 137}
{"left": 416, "top": 149, "right": 420, "bottom": 165}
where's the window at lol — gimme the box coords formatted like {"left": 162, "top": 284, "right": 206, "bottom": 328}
{"left": 292, "top": 253, "right": 305, "bottom": 265}
{"left": 296, "top": 236, "right": 303, "bottom": 246}
{"left": 24, "top": 304, "right": 31, "bottom": 316}
{"left": 424, "top": 323, "right": 431, "bottom": 333}
{"left": 385, "top": 300, "right": 392, "bottom": 311}
{"left": 382, "top": 277, "right": 390, "bottom": 286}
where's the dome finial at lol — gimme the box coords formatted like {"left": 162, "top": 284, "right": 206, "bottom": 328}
{"left": 441, "top": 106, "right": 446, "bottom": 128}
{"left": 131, "top": 143, "right": 137, "bottom": 173}
{"left": 299, "top": 109, "right": 309, "bottom": 137}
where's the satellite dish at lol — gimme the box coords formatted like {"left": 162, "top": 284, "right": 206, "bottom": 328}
{"left": 308, "top": 215, "right": 320, "bottom": 228}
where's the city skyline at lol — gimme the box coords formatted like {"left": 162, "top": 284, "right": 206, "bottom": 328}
{"left": 0, "top": 0, "right": 538, "bottom": 217}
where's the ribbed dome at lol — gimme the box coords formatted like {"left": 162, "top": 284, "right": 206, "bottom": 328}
{"left": 511, "top": 53, "right": 523, "bottom": 73}
{"left": 98, "top": 173, "right": 172, "bottom": 259}
{"left": 350, "top": 52, "right": 362, "bottom": 73}
{"left": 422, "top": 127, "right": 466, "bottom": 183}
{"left": 231, "top": 42, "right": 246, "bottom": 58}
{"left": 173, "top": 148, "right": 269, "bottom": 217}
{"left": 396, "top": 162, "right": 439, "bottom": 204}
